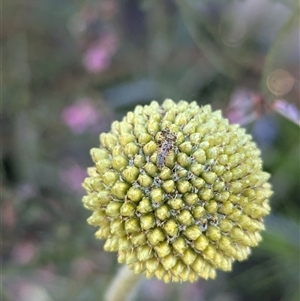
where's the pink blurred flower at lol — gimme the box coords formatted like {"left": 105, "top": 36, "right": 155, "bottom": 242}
{"left": 12, "top": 241, "right": 37, "bottom": 265}
{"left": 71, "top": 258, "right": 95, "bottom": 280}
{"left": 59, "top": 163, "right": 87, "bottom": 194}
{"left": 226, "top": 89, "right": 263, "bottom": 125}
{"left": 83, "top": 47, "right": 110, "bottom": 72}
{"left": 83, "top": 31, "right": 119, "bottom": 73}
{"left": 179, "top": 283, "right": 205, "bottom": 301}
{"left": 61, "top": 99, "right": 100, "bottom": 134}
{"left": 9, "top": 280, "right": 51, "bottom": 301}
{"left": 140, "top": 279, "right": 168, "bottom": 300}
{"left": 272, "top": 99, "right": 300, "bottom": 126}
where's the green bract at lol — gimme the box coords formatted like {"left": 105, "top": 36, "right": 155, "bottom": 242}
{"left": 82, "top": 99, "right": 272, "bottom": 283}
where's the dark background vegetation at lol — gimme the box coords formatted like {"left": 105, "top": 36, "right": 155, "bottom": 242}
{"left": 2, "top": 0, "right": 299, "bottom": 301}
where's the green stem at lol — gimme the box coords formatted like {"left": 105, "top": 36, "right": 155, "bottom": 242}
{"left": 105, "top": 266, "right": 141, "bottom": 301}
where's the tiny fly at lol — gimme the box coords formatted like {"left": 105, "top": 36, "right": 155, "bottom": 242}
{"left": 157, "top": 128, "right": 177, "bottom": 170}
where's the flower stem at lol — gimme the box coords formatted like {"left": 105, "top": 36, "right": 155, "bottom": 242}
{"left": 104, "top": 266, "right": 141, "bottom": 301}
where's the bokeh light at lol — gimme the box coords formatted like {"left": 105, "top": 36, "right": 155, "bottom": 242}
{"left": 267, "top": 69, "right": 294, "bottom": 97}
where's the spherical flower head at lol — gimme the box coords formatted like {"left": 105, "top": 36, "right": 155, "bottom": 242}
{"left": 82, "top": 99, "right": 272, "bottom": 283}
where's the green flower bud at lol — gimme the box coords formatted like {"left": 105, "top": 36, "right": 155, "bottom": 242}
{"left": 168, "top": 198, "right": 183, "bottom": 210}
{"left": 127, "top": 187, "right": 143, "bottom": 202}
{"left": 164, "top": 219, "right": 179, "bottom": 237}
{"left": 119, "top": 133, "right": 135, "bottom": 146}
{"left": 177, "top": 210, "right": 193, "bottom": 226}
{"left": 112, "top": 155, "right": 128, "bottom": 171}
{"left": 155, "top": 205, "right": 170, "bottom": 220}
{"left": 90, "top": 148, "right": 109, "bottom": 162}
{"left": 137, "top": 174, "right": 153, "bottom": 187}
{"left": 82, "top": 99, "right": 273, "bottom": 283}
{"left": 162, "top": 180, "right": 175, "bottom": 193}
{"left": 147, "top": 228, "right": 165, "bottom": 245}
{"left": 111, "top": 181, "right": 130, "bottom": 199}
{"left": 102, "top": 171, "right": 119, "bottom": 187}
{"left": 122, "top": 166, "right": 139, "bottom": 183}
{"left": 184, "top": 224, "right": 202, "bottom": 240}
{"left": 140, "top": 214, "right": 156, "bottom": 230}
{"left": 124, "top": 142, "right": 139, "bottom": 157}
{"left": 137, "top": 198, "right": 152, "bottom": 214}
{"left": 120, "top": 202, "right": 136, "bottom": 217}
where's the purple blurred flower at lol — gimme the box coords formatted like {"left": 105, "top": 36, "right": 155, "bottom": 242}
{"left": 140, "top": 279, "right": 167, "bottom": 300}
{"left": 12, "top": 241, "right": 36, "bottom": 265}
{"left": 179, "top": 283, "right": 205, "bottom": 301}
{"left": 16, "top": 183, "right": 37, "bottom": 199}
{"left": 83, "top": 31, "right": 118, "bottom": 73}
{"left": 226, "top": 89, "right": 258, "bottom": 125}
{"left": 59, "top": 163, "right": 87, "bottom": 194}
{"left": 272, "top": 99, "right": 300, "bottom": 126}
{"left": 61, "top": 99, "right": 101, "bottom": 134}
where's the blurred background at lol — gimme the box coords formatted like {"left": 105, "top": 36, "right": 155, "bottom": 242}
{"left": 2, "top": 0, "right": 300, "bottom": 300}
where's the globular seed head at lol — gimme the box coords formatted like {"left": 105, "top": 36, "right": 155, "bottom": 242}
{"left": 82, "top": 99, "right": 273, "bottom": 283}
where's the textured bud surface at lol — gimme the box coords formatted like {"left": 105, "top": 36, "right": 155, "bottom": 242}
{"left": 82, "top": 99, "right": 273, "bottom": 282}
